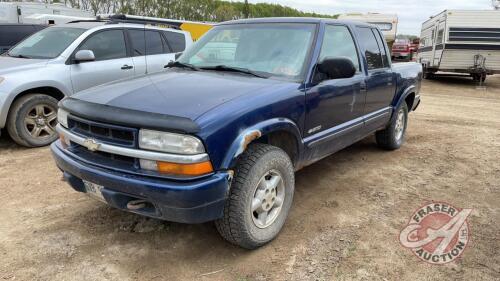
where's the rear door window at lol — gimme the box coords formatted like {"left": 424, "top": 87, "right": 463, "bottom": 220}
{"left": 372, "top": 28, "right": 389, "bottom": 67}
{"left": 145, "top": 30, "right": 164, "bottom": 55}
{"left": 128, "top": 29, "right": 146, "bottom": 56}
{"left": 356, "top": 27, "right": 384, "bottom": 70}
{"left": 163, "top": 31, "right": 186, "bottom": 53}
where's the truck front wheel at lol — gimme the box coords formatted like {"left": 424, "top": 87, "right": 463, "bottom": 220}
{"left": 215, "top": 143, "right": 295, "bottom": 249}
{"left": 7, "top": 94, "right": 59, "bottom": 147}
{"left": 376, "top": 102, "right": 408, "bottom": 150}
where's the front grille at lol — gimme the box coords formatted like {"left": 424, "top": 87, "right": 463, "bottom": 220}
{"left": 68, "top": 115, "right": 137, "bottom": 148}
{"left": 70, "top": 143, "right": 138, "bottom": 171}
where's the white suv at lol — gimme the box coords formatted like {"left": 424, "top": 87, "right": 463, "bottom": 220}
{"left": 0, "top": 20, "right": 192, "bottom": 147}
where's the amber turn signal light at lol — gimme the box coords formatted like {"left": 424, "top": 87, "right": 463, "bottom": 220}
{"left": 156, "top": 160, "right": 213, "bottom": 176}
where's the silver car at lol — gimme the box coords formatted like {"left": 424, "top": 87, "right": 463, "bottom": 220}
{"left": 0, "top": 21, "right": 193, "bottom": 147}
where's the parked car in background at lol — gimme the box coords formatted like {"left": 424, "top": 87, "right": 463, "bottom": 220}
{"left": 392, "top": 38, "right": 418, "bottom": 61}
{"left": 0, "top": 23, "right": 46, "bottom": 54}
{"left": 52, "top": 18, "right": 422, "bottom": 249}
{"left": 0, "top": 19, "right": 192, "bottom": 147}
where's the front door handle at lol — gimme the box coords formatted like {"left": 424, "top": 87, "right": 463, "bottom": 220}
{"left": 121, "top": 65, "right": 133, "bottom": 70}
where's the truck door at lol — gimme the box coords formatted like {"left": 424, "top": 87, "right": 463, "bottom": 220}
{"left": 357, "top": 27, "right": 395, "bottom": 127}
{"left": 70, "top": 29, "right": 135, "bottom": 93}
{"left": 304, "top": 24, "right": 366, "bottom": 156}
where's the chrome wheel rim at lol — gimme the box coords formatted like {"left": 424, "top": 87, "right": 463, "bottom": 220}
{"left": 251, "top": 169, "right": 285, "bottom": 229}
{"left": 24, "top": 104, "right": 57, "bottom": 139}
{"left": 394, "top": 109, "right": 405, "bottom": 141}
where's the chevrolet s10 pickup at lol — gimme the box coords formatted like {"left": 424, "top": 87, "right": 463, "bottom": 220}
{"left": 51, "top": 18, "right": 422, "bottom": 249}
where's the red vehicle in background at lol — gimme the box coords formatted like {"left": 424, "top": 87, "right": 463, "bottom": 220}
{"left": 392, "top": 38, "right": 419, "bottom": 61}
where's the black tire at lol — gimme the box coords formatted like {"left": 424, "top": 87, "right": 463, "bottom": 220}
{"left": 423, "top": 71, "right": 433, "bottom": 79}
{"left": 472, "top": 74, "right": 480, "bottom": 82}
{"left": 215, "top": 143, "right": 295, "bottom": 249}
{"left": 376, "top": 102, "right": 409, "bottom": 150}
{"left": 7, "top": 94, "right": 59, "bottom": 147}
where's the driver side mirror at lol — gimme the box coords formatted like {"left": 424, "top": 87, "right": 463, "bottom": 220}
{"left": 316, "top": 57, "right": 356, "bottom": 80}
{"left": 74, "top": 50, "right": 95, "bottom": 62}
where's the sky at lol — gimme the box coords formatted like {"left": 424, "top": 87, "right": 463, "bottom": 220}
{"left": 238, "top": 0, "right": 496, "bottom": 35}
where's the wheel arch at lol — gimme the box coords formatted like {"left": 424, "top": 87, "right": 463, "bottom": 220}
{"left": 0, "top": 86, "right": 67, "bottom": 128}
{"left": 220, "top": 118, "right": 303, "bottom": 170}
{"left": 391, "top": 86, "right": 416, "bottom": 122}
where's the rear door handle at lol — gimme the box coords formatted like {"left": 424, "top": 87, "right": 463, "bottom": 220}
{"left": 121, "top": 65, "right": 133, "bottom": 70}
{"left": 360, "top": 83, "right": 367, "bottom": 92}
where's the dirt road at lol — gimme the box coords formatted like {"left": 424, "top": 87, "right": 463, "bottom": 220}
{"left": 1, "top": 75, "right": 499, "bottom": 281}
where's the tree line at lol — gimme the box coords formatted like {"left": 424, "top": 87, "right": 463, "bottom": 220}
{"left": 4, "top": 0, "right": 338, "bottom": 21}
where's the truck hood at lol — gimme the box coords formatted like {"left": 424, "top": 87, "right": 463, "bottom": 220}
{"left": 0, "top": 56, "right": 49, "bottom": 75}
{"left": 72, "top": 69, "right": 292, "bottom": 121}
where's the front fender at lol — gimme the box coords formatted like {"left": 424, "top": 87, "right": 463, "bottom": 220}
{"left": 220, "top": 118, "right": 303, "bottom": 169}
{"left": 0, "top": 80, "right": 71, "bottom": 128}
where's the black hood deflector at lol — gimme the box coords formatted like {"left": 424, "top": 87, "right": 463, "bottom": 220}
{"left": 59, "top": 98, "right": 200, "bottom": 134}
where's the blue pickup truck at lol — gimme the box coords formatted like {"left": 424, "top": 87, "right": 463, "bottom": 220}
{"left": 51, "top": 18, "right": 421, "bottom": 249}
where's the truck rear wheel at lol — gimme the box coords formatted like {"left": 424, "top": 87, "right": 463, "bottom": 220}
{"left": 7, "top": 94, "right": 59, "bottom": 147}
{"left": 376, "top": 102, "right": 408, "bottom": 150}
{"left": 215, "top": 143, "right": 295, "bottom": 249}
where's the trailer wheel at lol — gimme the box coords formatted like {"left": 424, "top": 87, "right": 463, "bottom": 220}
{"left": 472, "top": 74, "right": 487, "bottom": 83}
{"left": 423, "top": 71, "right": 433, "bottom": 79}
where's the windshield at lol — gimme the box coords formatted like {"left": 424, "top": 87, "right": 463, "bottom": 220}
{"left": 178, "top": 23, "right": 317, "bottom": 80}
{"left": 8, "top": 27, "right": 85, "bottom": 59}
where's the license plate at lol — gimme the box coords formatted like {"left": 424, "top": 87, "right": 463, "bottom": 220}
{"left": 83, "top": 180, "right": 106, "bottom": 202}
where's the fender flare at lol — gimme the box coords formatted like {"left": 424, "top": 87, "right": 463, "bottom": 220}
{"left": 220, "top": 118, "right": 303, "bottom": 170}
{"left": 391, "top": 85, "right": 416, "bottom": 122}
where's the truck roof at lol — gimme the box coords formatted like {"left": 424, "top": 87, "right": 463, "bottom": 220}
{"left": 218, "top": 17, "right": 375, "bottom": 28}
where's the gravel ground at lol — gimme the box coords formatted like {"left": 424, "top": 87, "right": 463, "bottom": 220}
{"left": 0, "top": 75, "right": 499, "bottom": 281}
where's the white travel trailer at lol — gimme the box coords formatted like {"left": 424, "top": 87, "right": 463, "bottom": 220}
{"left": 417, "top": 10, "right": 500, "bottom": 82}
{"left": 0, "top": 2, "right": 92, "bottom": 24}
{"left": 338, "top": 13, "right": 398, "bottom": 44}
{"left": 23, "top": 13, "right": 93, "bottom": 25}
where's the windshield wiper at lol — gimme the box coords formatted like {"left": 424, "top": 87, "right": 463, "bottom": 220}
{"left": 200, "top": 65, "right": 270, "bottom": 78}
{"left": 7, "top": 53, "right": 32, "bottom": 59}
{"left": 165, "top": 61, "right": 200, "bottom": 71}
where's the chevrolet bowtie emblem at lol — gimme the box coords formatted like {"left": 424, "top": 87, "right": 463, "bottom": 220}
{"left": 82, "top": 138, "right": 101, "bottom": 152}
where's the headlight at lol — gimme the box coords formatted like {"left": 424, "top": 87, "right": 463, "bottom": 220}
{"left": 57, "top": 108, "right": 69, "bottom": 128}
{"left": 139, "top": 129, "right": 205, "bottom": 154}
